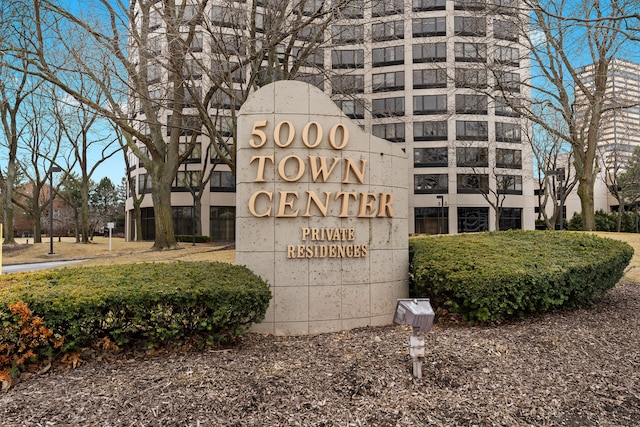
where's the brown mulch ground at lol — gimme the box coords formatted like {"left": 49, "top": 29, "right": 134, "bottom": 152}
{"left": 1, "top": 282, "right": 639, "bottom": 427}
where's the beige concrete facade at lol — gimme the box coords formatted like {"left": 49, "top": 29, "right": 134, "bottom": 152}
{"left": 236, "top": 81, "right": 409, "bottom": 335}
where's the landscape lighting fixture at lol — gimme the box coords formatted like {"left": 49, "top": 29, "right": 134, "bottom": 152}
{"left": 393, "top": 298, "right": 435, "bottom": 379}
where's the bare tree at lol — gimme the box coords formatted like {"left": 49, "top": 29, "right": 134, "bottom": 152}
{"left": 6, "top": 0, "right": 360, "bottom": 249}
{"left": 0, "top": 44, "right": 43, "bottom": 245}
{"left": 496, "top": 0, "right": 639, "bottom": 230}
{"left": 53, "top": 79, "right": 121, "bottom": 243}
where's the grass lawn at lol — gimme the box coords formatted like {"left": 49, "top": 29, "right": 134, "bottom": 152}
{"left": 1, "top": 236, "right": 236, "bottom": 267}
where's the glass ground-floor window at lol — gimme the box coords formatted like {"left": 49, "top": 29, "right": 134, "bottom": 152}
{"left": 210, "top": 206, "right": 236, "bottom": 242}
{"left": 458, "top": 207, "right": 488, "bottom": 233}
{"left": 499, "top": 208, "right": 522, "bottom": 230}
{"left": 140, "top": 207, "right": 155, "bottom": 241}
{"left": 172, "top": 206, "right": 195, "bottom": 236}
{"left": 415, "top": 207, "right": 448, "bottom": 234}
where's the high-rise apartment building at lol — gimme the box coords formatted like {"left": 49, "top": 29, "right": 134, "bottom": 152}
{"left": 575, "top": 58, "right": 640, "bottom": 173}
{"left": 125, "top": 0, "right": 534, "bottom": 241}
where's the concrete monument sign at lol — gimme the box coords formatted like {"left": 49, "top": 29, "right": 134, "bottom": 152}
{"left": 236, "top": 81, "right": 408, "bottom": 335}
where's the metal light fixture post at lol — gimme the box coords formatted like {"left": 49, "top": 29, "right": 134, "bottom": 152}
{"left": 48, "top": 165, "right": 62, "bottom": 255}
{"left": 436, "top": 195, "right": 444, "bottom": 234}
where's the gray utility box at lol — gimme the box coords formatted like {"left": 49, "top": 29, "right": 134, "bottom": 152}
{"left": 393, "top": 298, "right": 435, "bottom": 333}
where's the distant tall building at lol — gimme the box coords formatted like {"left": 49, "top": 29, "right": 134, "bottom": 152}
{"left": 575, "top": 58, "right": 640, "bottom": 172}
{"left": 125, "top": 0, "right": 534, "bottom": 241}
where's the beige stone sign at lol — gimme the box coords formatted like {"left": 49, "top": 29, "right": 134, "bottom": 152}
{"left": 236, "top": 81, "right": 408, "bottom": 335}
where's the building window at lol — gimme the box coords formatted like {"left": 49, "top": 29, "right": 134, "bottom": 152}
{"left": 147, "top": 63, "right": 162, "bottom": 84}
{"left": 372, "top": 46, "right": 404, "bottom": 67}
{"left": 172, "top": 206, "right": 195, "bottom": 236}
{"left": 415, "top": 174, "right": 448, "bottom": 194}
{"left": 373, "top": 0, "right": 404, "bottom": 16}
{"left": 372, "top": 97, "right": 405, "bottom": 117}
{"left": 338, "top": 0, "right": 364, "bottom": 18}
{"left": 372, "top": 21, "right": 404, "bottom": 42}
{"left": 211, "top": 62, "right": 245, "bottom": 83}
{"left": 179, "top": 141, "right": 202, "bottom": 162}
{"left": 496, "top": 71, "right": 520, "bottom": 92}
{"left": 210, "top": 89, "right": 243, "bottom": 109}
{"left": 495, "top": 97, "right": 520, "bottom": 117}
{"left": 294, "top": 48, "right": 324, "bottom": 67}
{"left": 173, "top": 170, "right": 202, "bottom": 191}
{"left": 495, "top": 122, "right": 522, "bottom": 142}
{"left": 457, "top": 174, "right": 489, "bottom": 193}
{"left": 331, "top": 49, "right": 364, "bottom": 69}
{"left": 414, "top": 120, "right": 448, "bottom": 141}
{"left": 137, "top": 173, "right": 152, "bottom": 194}
{"left": 372, "top": 71, "right": 404, "bottom": 92}
{"left": 413, "top": 68, "right": 447, "bottom": 89}
{"left": 295, "top": 0, "right": 324, "bottom": 16}
{"left": 210, "top": 206, "right": 236, "bottom": 241}
{"left": 332, "top": 24, "right": 365, "bottom": 44}
{"left": 372, "top": 123, "right": 405, "bottom": 142}
{"left": 458, "top": 207, "right": 489, "bottom": 233}
{"left": 331, "top": 74, "right": 364, "bottom": 94}
{"left": 456, "top": 120, "right": 488, "bottom": 140}
{"left": 496, "top": 148, "right": 522, "bottom": 168}
{"left": 211, "top": 5, "right": 244, "bottom": 28}
{"left": 412, "top": 17, "right": 446, "bottom": 37}
{"left": 179, "top": 4, "right": 201, "bottom": 24}
{"left": 216, "top": 34, "right": 247, "bottom": 56}
{"left": 494, "top": 19, "right": 518, "bottom": 41}
{"left": 499, "top": 208, "right": 522, "bottom": 230}
{"left": 296, "top": 73, "right": 324, "bottom": 91}
{"left": 413, "top": 43, "right": 447, "bottom": 63}
{"left": 413, "top": 0, "right": 446, "bottom": 12}
{"left": 455, "top": 68, "right": 487, "bottom": 88}
{"left": 210, "top": 170, "right": 236, "bottom": 192}
{"left": 497, "top": 174, "right": 523, "bottom": 194}
{"left": 456, "top": 147, "right": 488, "bottom": 167}
{"left": 455, "top": 94, "right": 488, "bottom": 114}
{"left": 166, "top": 115, "right": 202, "bottom": 136}
{"left": 414, "top": 94, "right": 448, "bottom": 115}
{"left": 414, "top": 147, "right": 448, "bottom": 167}
{"left": 335, "top": 99, "right": 366, "bottom": 119}
{"left": 455, "top": 42, "right": 487, "bottom": 62}
{"left": 299, "top": 23, "right": 324, "bottom": 42}
{"left": 454, "top": 17, "right": 486, "bottom": 36}
{"left": 454, "top": 0, "right": 486, "bottom": 10}
{"left": 415, "top": 207, "right": 449, "bottom": 235}
{"left": 495, "top": 46, "right": 520, "bottom": 66}
{"left": 492, "top": 0, "right": 518, "bottom": 15}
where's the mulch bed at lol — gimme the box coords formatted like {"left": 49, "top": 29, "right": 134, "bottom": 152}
{"left": 2, "top": 282, "right": 639, "bottom": 426}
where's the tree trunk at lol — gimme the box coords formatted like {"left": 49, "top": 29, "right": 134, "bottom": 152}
{"left": 149, "top": 165, "right": 178, "bottom": 250}
{"left": 577, "top": 174, "right": 595, "bottom": 231}
{"left": 2, "top": 158, "right": 17, "bottom": 245}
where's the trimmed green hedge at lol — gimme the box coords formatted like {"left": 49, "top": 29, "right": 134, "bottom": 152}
{"left": 410, "top": 230, "right": 633, "bottom": 323}
{"left": 176, "top": 235, "right": 212, "bottom": 243}
{"left": 0, "top": 262, "right": 271, "bottom": 350}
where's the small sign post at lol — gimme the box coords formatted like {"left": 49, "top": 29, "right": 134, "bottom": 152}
{"left": 107, "top": 222, "right": 115, "bottom": 252}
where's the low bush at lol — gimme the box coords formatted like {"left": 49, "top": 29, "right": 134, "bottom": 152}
{"left": 568, "top": 210, "right": 638, "bottom": 232}
{"left": 175, "top": 235, "right": 212, "bottom": 243}
{"left": 0, "top": 262, "right": 271, "bottom": 351}
{"left": 410, "top": 230, "right": 633, "bottom": 323}
{"left": 1, "top": 302, "right": 63, "bottom": 385}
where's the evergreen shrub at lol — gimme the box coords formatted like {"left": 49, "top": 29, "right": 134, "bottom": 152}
{"left": 175, "top": 235, "right": 212, "bottom": 243}
{"left": 410, "top": 230, "right": 633, "bottom": 323}
{"left": 0, "top": 262, "right": 271, "bottom": 350}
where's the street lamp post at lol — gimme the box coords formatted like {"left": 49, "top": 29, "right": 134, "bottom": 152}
{"left": 48, "top": 165, "right": 62, "bottom": 255}
{"left": 436, "top": 195, "right": 444, "bottom": 234}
